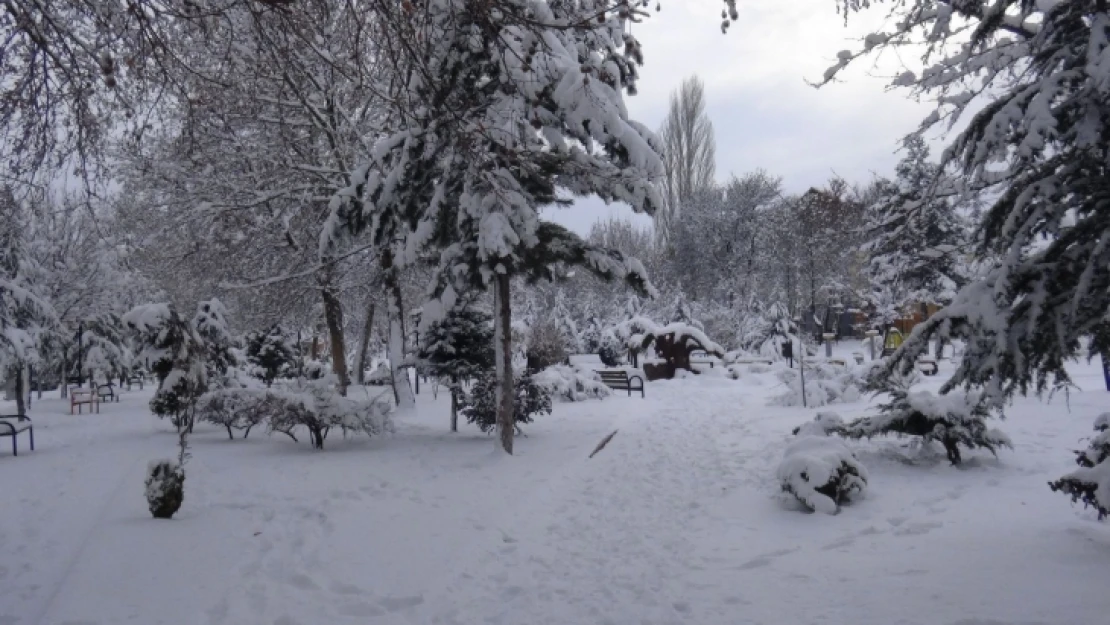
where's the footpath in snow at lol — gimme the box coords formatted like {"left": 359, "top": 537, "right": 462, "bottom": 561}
{"left": 2, "top": 361, "right": 1109, "bottom": 625}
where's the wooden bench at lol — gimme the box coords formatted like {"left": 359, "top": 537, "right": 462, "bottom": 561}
{"left": 916, "top": 358, "right": 939, "bottom": 376}
{"left": 97, "top": 383, "right": 119, "bottom": 403}
{"left": 0, "top": 415, "right": 34, "bottom": 456}
{"left": 595, "top": 370, "right": 645, "bottom": 398}
{"left": 126, "top": 375, "right": 145, "bottom": 391}
{"left": 71, "top": 389, "right": 100, "bottom": 414}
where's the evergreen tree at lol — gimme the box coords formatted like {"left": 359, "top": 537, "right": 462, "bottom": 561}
{"left": 417, "top": 304, "right": 495, "bottom": 431}
{"left": 863, "top": 136, "right": 969, "bottom": 314}
{"left": 1049, "top": 413, "right": 1110, "bottom": 520}
{"left": 124, "top": 304, "right": 207, "bottom": 432}
{"left": 192, "top": 299, "right": 237, "bottom": 388}
{"left": 828, "top": 0, "right": 1110, "bottom": 405}
{"left": 325, "top": 1, "right": 662, "bottom": 453}
{"left": 245, "top": 325, "right": 298, "bottom": 386}
{"left": 837, "top": 374, "right": 1012, "bottom": 466}
{"left": 459, "top": 370, "right": 552, "bottom": 436}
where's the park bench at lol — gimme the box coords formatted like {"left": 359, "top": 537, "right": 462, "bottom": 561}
{"left": 0, "top": 414, "right": 34, "bottom": 456}
{"left": 730, "top": 357, "right": 775, "bottom": 366}
{"left": 595, "top": 370, "right": 645, "bottom": 398}
{"left": 826, "top": 358, "right": 848, "bottom": 367}
{"left": 126, "top": 375, "right": 145, "bottom": 391}
{"left": 71, "top": 388, "right": 100, "bottom": 414}
{"left": 97, "top": 383, "right": 119, "bottom": 403}
{"left": 689, "top": 351, "right": 718, "bottom": 369}
{"left": 916, "top": 358, "right": 939, "bottom": 376}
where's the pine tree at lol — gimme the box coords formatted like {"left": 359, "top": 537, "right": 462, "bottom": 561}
{"left": 1049, "top": 413, "right": 1110, "bottom": 520}
{"left": 124, "top": 304, "right": 208, "bottom": 432}
{"left": 827, "top": 1, "right": 1110, "bottom": 405}
{"left": 838, "top": 374, "right": 1012, "bottom": 465}
{"left": 325, "top": 2, "right": 661, "bottom": 454}
{"left": 863, "top": 136, "right": 969, "bottom": 314}
{"left": 245, "top": 325, "right": 297, "bottom": 386}
{"left": 417, "top": 304, "right": 495, "bottom": 431}
{"left": 193, "top": 299, "right": 236, "bottom": 388}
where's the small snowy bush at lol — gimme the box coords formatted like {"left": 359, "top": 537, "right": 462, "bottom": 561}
{"left": 839, "top": 382, "right": 1011, "bottom": 465}
{"left": 533, "top": 365, "right": 611, "bottom": 402}
{"left": 769, "top": 365, "right": 863, "bottom": 408}
{"left": 196, "top": 387, "right": 271, "bottom": 440}
{"left": 1049, "top": 412, "right": 1110, "bottom": 520}
{"left": 460, "top": 371, "right": 552, "bottom": 434}
{"left": 145, "top": 460, "right": 185, "bottom": 519}
{"left": 777, "top": 437, "right": 868, "bottom": 514}
{"left": 215, "top": 378, "right": 395, "bottom": 449}
{"left": 792, "top": 411, "right": 845, "bottom": 437}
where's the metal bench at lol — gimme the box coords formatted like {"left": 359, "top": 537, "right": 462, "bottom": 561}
{"left": 595, "top": 370, "right": 645, "bottom": 398}
{"left": 71, "top": 389, "right": 100, "bottom": 414}
{"left": 97, "top": 383, "right": 119, "bottom": 403}
{"left": 0, "top": 415, "right": 34, "bottom": 456}
{"left": 126, "top": 375, "right": 145, "bottom": 391}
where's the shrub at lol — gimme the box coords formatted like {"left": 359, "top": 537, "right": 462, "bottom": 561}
{"left": 1049, "top": 412, "right": 1110, "bottom": 520}
{"left": 196, "top": 387, "right": 271, "bottom": 440}
{"left": 792, "top": 411, "right": 845, "bottom": 437}
{"left": 839, "top": 380, "right": 1011, "bottom": 465}
{"left": 526, "top": 318, "right": 568, "bottom": 371}
{"left": 145, "top": 460, "right": 185, "bottom": 519}
{"left": 777, "top": 437, "right": 868, "bottom": 514}
{"left": 533, "top": 364, "right": 611, "bottom": 402}
{"left": 460, "top": 371, "right": 552, "bottom": 434}
{"left": 769, "top": 365, "right": 863, "bottom": 408}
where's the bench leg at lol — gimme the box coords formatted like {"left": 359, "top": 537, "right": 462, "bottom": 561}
{"left": 29, "top": 427, "right": 33, "bottom": 451}
{"left": 11, "top": 434, "right": 16, "bottom": 457}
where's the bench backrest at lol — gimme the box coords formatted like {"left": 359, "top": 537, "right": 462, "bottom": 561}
{"left": 72, "top": 389, "right": 96, "bottom": 401}
{"left": 597, "top": 371, "right": 630, "bottom": 385}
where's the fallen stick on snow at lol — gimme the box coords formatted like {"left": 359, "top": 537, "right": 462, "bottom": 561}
{"left": 588, "top": 430, "right": 619, "bottom": 459}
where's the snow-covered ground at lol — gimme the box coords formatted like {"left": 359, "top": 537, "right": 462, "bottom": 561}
{"left": 2, "top": 355, "right": 1108, "bottom": 625}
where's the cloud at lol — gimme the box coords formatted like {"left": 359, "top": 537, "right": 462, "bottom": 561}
{"left": 547, "top": 0, "right": 938, "bottom": 235}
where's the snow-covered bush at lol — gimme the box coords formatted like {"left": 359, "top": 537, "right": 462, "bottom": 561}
{"left": 777, "top": 437, "right": 868, "bottom": 514}
{"left": 1049, "top": 412, "right": 1110, "bottom": 520}
{"left": 460, "top": 371, "right": 552, "bottom": 434}
{"left": 266, "top": 379, "right": 393, "bottom": 449}
{"left": 597, "top": 329, "right": 624, "bottom": 367}
{"left": 525, "top": 317, "right": 568, "bottom": 372}
{"left": 145, "top": 429, "right": 189, "bottom": 520}
{"left": 792, "top": 411, "right": 845, "bottom": 437}
{"left": 533, "top": 364, "right": 611, "bottom": 402}
{"left": 196, "top": 387, "right": 271, "bottom": 440}
{"left": 839, "top": 381, "right": 1011, "bottom": 465}
{"left": 769, "top": 365, "right": 863, "bottom": 407}
{"left": 145, "top": 459, "right": 185, "bottom": 519}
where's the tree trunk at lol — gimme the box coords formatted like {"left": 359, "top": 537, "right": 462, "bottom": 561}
{"left": 450, "top": 381, "right": 459, "bottom": 433}
{"left": 494, "top": 273, "right": 514, "bottom": 455}
{"left": 355, "top": 298, "right": 376, "bottom": 385}
{"left": 319, "top": 273, "right": 350, "bottom": 396}
{"left": 13, "top": 364, "right": 27, "bottom": 416}
{"left": 382, "top": 250, "right": 415, "bottom": 410}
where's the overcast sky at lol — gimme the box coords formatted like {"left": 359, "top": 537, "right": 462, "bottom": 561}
{"left": 544, "top": 0, "right": 936, "bottom": 235}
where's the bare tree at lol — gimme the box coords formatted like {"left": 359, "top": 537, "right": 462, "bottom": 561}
{"left": 657, "top": 76, "right": 717, "bottom": 247}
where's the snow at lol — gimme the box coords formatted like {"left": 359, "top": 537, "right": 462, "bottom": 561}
{"left": 2, "top": 358, "right": 1109, "bottom": 624}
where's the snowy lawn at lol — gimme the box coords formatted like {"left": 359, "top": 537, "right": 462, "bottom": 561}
{"left": 2, "top": 360, "right": 1108, "bottom": 625}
